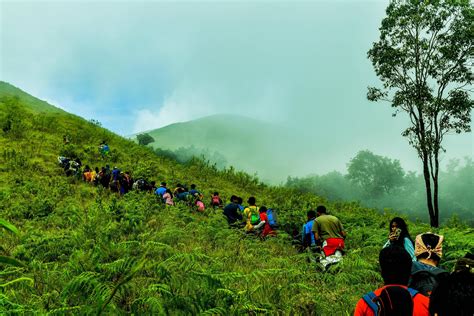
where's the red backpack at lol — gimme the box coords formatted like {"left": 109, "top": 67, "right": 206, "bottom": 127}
{"left": 211, "top": 195, "right": 221, "bottom": 206}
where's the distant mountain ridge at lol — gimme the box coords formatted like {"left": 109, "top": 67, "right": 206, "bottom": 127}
{"left": 140, "top": 114, "right": 298, "bottom": 183}
{"left": 0, "top": 81, "right": 64, "bottom": 114}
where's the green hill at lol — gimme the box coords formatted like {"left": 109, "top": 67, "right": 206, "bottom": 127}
{"left": 137, "top": 114, "right": 302, "bottom": 183}
{"left": 1, "top": 82, "right": 472, "bottom": 314}
{"left": 0, "top": 81, "right": 64, "bottom": 114}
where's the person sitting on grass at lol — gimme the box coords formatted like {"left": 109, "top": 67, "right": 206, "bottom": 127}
{"left": 383, "top": 217, "right": 415, "bottom": 261}
{"left": 302, "top": 210, "right": 317, "bottom": 250}
{"left": 312, "top": 205, "right": 346, "bottom": 257}
{"left": 409, "top": 232, "right": 447, "bottom": 296}
{"left": 223, "top": 195, "right": 243, "bottom": 225}
{"left": 254, "top": 206, "right": 276, "bottom": 238}
{"left": 243, "top": 197, "right": 260, "bottom": 233}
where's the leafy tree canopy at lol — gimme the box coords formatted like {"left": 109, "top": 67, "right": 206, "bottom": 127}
{"left": 346, "top": 150, "right": 405, "bottom": 197}
{"left": 367, "top": 0, "right": 473, "bottom": 227}
{"left": 136, "top": 133, "right": 155, "bottom": 146}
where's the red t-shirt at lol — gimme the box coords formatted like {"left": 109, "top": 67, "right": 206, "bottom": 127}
{"left": 354, "top": 285, "right": 429, "bottom": 316}
{"left": 259, "top": 212, "right": 274, "bottom": 237}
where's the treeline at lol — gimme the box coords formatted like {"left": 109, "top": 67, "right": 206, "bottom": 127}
{"left": 153, "top": 145, "right": 229, "bottom": 169}
{"left": 286, "top": 150, "right": 474, "bottom": 225}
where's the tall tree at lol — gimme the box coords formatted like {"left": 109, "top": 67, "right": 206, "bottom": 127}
{"left": 367, "top": 0, "right": 473, "bottom": 227}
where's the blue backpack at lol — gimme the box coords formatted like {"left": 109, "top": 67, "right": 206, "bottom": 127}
{"left": 363, "top": 286, "right": 418, "bottom": 316}
{"left": 266, "top": 209, "right": 278, "bottom": 227}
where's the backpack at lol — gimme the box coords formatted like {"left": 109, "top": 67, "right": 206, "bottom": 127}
{"left": 266, "top": 209, "right": 277, "bottom": 227}
{"left": 247, "top": 206, "right": 260, "bottom": 225}
{"left": 363, "top": 286, "right": 417, "bottom": 316}
{"left": 211, "top": 196, "right": 221, "bottom": 206}
{"left": 408, "top": 269, "right": 448, "bottom": 296}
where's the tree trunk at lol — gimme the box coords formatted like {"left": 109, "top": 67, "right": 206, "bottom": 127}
{"left": 422, "top": 156, "right": 436, "bottom": 226}
{"left": 432, "top": 151, "right": 440, "bottom": 228}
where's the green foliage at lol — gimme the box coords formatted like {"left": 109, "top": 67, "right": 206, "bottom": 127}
{"left": 347, "top": 150, "right": 405, "bottom": 197}
{"left": 136, "top": 133, "right": 155, "bottom": 146}
{"left": 0, "top": 81, "right": 473, "bottom": 315}
{"left": 367, "top": 0, "right": 474, "bottom": 227}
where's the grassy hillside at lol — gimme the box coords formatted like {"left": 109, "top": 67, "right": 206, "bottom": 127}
{"left": 136, "top": 114, "right": 300, "bottom": 183}
{"left": 1, "top": 82, "right": 473, "bottom": 315}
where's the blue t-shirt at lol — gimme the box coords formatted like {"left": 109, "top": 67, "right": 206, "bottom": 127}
{"left": 383, "top": 237, "right": 416, "bottom": 261}
{"left": 303, "top": 219, "right": 316, "bottom": 246}
{"left": 155, "top": 186, "right": 167, "bottom": 197}
{"left": 189, "top": 189, "right": 200, "bottom": 196}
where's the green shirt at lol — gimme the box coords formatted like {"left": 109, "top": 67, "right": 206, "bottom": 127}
{"left": 311, "top": 214, "right": 344, "bottom": 240}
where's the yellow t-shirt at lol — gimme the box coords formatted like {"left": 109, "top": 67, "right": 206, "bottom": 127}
{"left": 243, "top": 205, "right": 259, "bottom": 231}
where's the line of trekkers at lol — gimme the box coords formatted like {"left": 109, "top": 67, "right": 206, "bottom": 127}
{"left": 57, "top": 156, "right": 278, "bottom": 238}
{"left": 57, "top": 155, "right": 473, "bottom": 315}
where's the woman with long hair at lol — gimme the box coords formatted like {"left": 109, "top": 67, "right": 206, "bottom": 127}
{"left": 383, "top": 217, "right": 415, "bottom": 261}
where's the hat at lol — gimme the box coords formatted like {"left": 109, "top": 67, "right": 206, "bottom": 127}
{"left": 414, "top": 233, "right": 444, "bottom": 259}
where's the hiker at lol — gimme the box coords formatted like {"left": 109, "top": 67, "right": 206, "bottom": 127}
{"left": 148, "top": 181, "right": 157, "bottom": 193}
{"left": 155, "top": 182, "right": 167, "bottom": 200}
{"left": 383, "top": 217, "right": 415, "bottom": 261}
{"left": 110, "top": 167, "right": 121, "bottom": 193}
{"left": 354, "top": 246, "right": 430, "bottom": 316}
{"left": 119, "top": 172, "right": 133, "bottom": 195}
{"left": 99, "top": 167, "right": 110, "bottom": 188}
{"left": 453, "top": 253, "right": 474, "bottom": 274}
{"left": 162, "top": 189, "right": 174, "bottom": 206}
{"left": 195, "top": 196, "right": 205, "bottom": 212}
{"left": 93, "top": 167, "right": 100, "bottom": 185}
{"left": 99, "top": 141, "right": 110, "bottom": 158}
{"left": 210, "top": 192, "right": 223, "bottom": 208}
{"left": 408, "top": 232, "right": 447, "bottom": 296}
{"left": 133, "top": 178, "right": 148, "bottom": 191}
{"left": 189, "top": 184, "right": 201, "bottom": 196}
{"left": 302, "top": 210, "right": 317, "bottom": 249}
{"left": 243, "top": 197, "right": 260, "bottom": 233}
{"left": 429, "top": 270, "right": 474, "bottom": 316}
{"left": 312, "top": 205, "right": 346, "bottom": 257}
{"left": 83, "top": 165, "right": 93, "bottom": 182}
{"left": 236, "top": 196, "right": 244, "bottom": 211}
{"left": 172, "top": 183, "right": 187, "bottom": 201}
{"left": 223, "top": 195, "right": 243, "bottom": 225}
{"left": 255, "top": 206, "right": 276, "bottom": 238}
{"left": 122, "top": 171, "right": 133, "bottom": 194}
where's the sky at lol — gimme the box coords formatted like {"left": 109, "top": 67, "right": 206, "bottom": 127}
{"left": 1, "top": 0, "right": 472, "bottom": 177}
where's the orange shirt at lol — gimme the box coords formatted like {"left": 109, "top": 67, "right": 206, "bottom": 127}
{"left": 354, "top": 285, "right": 429, "bottom": 316}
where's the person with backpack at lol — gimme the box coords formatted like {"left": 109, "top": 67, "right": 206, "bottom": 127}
{"left": 429, "top": 270, "right": 474, "bottom": 316}
{"left": 236, "top": 196, "right": 244, "bottom": 211}
{"left": 223, "top": 195, "right": 243, "bottom": 225}
{"left": 243, "top": 197, "right": 260, "bottom": 233}
{"left": 408, "top": 233, "right": 447, "bottom": 296}
{"left": 99, "top": 167, "right": 110, "bottom": 188}
{"left": 383, "top": 217, "right": 415, "bottom": 261}
{"left": 83, "top": 165, "right": 92, "bottom": 182}
{"left": 210, "top": 192, "right": 223, "bottom": 208}
{"left": 195, "top": 197, "right": 205, "bottom": 212}
{"left": 354, "top": 246, "right": 430, "bottom": 316}
{"left": 302, "top": 210, "right": 317, "bottom": 249}
{"left": 155, "top": 182, "right": 167, "bottom": 199}
{"left": 189, "top": 184, "right": 200, "bottom": 196}
{"left": 162, "top": 189, "right": 174, "bottom": 206}
{"left": 255, "top": 206, "right": 276, "bottom": 238}
{"left": 311, "top": 205, "right": 346, "bottom": 257}
{"left": 93, "top": 167, "right": 100, "bottom": 185}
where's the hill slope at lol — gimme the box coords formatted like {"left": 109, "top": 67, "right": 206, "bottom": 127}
{"left": 1, "top": 82, "right": 472, "bottom": 314}
{"left": 138, "top": 114, "right": 301, "bottom": 183}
